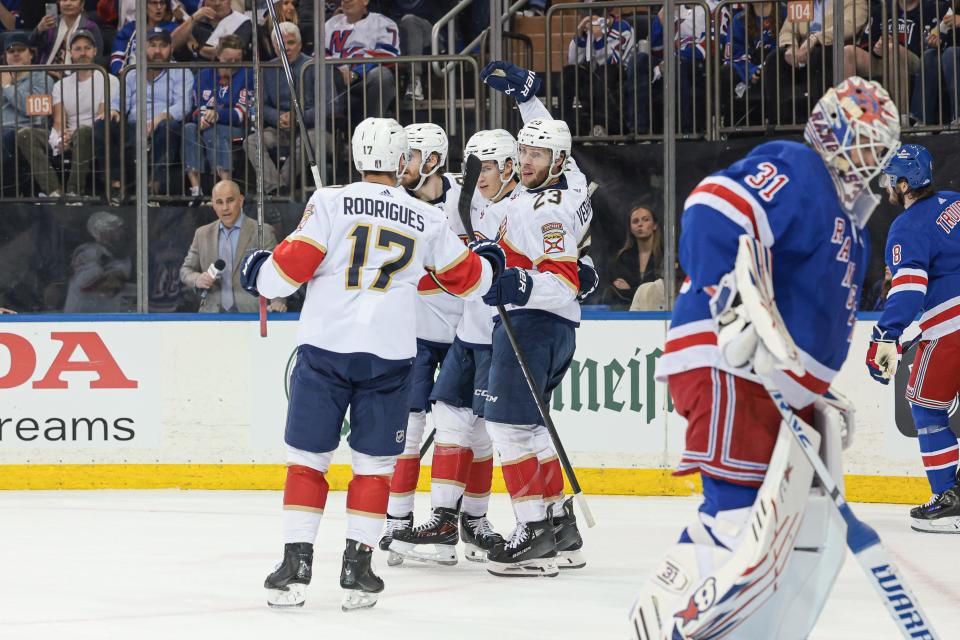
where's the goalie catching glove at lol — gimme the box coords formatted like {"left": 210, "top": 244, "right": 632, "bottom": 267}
{"left": 865, "top": 326, "right": 901, "bottom": 384}
{"left": 709, "top": 235, "right": 804, "bottom": 377}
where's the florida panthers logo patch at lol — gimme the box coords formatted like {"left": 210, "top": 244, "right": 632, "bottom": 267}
{"left": 294, "top": 203, "right": 315, "bottom": 233}
{"left": 541, "top": 222, "right": 566, "bottom": 254}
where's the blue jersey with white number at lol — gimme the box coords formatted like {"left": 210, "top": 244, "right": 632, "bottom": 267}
{"left": 656, "top": 140, "right": 869, "bottom": 408}
{"left": 878, "top": 191, "right": 960, "bottom": 341}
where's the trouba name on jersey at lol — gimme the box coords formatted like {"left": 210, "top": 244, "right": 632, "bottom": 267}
{"left": 342, "top": 194, "right": 427, "bottom": 232}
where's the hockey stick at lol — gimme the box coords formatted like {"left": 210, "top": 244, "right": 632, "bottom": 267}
{"left": 263, "top": 0, "right": 321, "bottom": 190}
{"left": 760, "top": 375, "right": 940, "bottom": 639}
{"left": 460, "top": 154, "right": 596, "bottom": 528}
{"left": 252, "top": 9, "right": 268, "bottom": 337}
{"left": 419, "top": 428, "right": 436, "bottom": 459}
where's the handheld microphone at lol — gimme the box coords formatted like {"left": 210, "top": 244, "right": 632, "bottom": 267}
{"left": 199, "top": 259, "right": 226, "bottom": 301}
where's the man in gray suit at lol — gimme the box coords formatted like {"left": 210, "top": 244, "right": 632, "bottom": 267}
{"left": 180, "top": 179, "right": 287, "bottom": 312}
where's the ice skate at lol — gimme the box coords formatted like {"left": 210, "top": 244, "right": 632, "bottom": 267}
{"left": 460, "top": 513, "right": 504, "bottom": 562}
{"left": 340, "top": 539, "right": 384, "bottom": 611}
{"left": 379, "top": 512, "right": 413, "bottom": 566}
{"left": 910, "top": 486, "right": 960, "bottom": 533}
{"left": 389, "top": 507, "right": 459, "bottom": 565}
{"left": 264, "top": 542, "right": 313, "bottom": 608}
{"left": 487, "top": 518, "right": 559, "bottom": 577}
{"left": 550, "top": 497, "right": 586, "bottom": 569}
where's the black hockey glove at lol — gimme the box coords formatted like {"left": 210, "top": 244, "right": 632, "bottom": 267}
{"left": 468, "top": 238, "right": 506, "bottom": 280}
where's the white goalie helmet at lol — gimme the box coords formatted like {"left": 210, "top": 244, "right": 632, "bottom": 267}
{"left": 804, "top": 76, "right": 901, "bottom": 227}
{"left": 404, "top": 123, "right": 448, "bottom": 192}
{"left": 352, "top": 117, "right": 411, "bottom": 181}
{"left": 518, "top": 117, "right": 572, "bottom": 189}
{"left": 464, "top": 128, "right": 518, "bottom": 201}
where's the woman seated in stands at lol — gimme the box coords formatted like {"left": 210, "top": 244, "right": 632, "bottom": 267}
{"left": 31, "top": 0, "right": 105, "bottom": 74}
{"left": 603, "top": 203, "right": 663, "bottom": 307}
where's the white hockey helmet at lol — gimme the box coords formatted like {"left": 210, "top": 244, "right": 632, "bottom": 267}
{"left": 518, "top": 117, "right": 572, "bottom": 189}
{"left": 352, "top": 117, "right": 411, "bottom": 182}
{"left": 404, "top": 122, "right": 448, "bottom": 192}
{"left": 464, "top": 128, "right": 518, "bottom": 201}
{"left": 804, "top": 76, "right": 900, "bottom": 227}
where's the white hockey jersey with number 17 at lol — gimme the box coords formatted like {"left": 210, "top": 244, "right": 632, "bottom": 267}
{"left": 256, "top": 182, "right": 493, "bottom": 361}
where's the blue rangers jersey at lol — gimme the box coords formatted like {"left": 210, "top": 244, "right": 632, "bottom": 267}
{"left": 656, "top": 140, "right": 869, "bottom": 409}
{"left": 877, "top": 191, "right": 960, "bottom": 341}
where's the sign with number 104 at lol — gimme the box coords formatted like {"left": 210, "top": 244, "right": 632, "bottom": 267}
{"left": 788, "top": 0, "right": 813, "bottom": 22}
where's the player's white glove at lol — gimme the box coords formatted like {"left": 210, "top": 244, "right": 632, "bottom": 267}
{"left": 865, "top": 326, "right": 901, "bottom": 384}
{"left": 711, "top": 270, "right": 762, "bottom": 370}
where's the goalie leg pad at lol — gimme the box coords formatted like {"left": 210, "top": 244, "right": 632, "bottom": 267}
{"left": 631, "top": 415, "right": 835, "bottom": 639}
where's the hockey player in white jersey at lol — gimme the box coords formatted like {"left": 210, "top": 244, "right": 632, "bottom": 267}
{"left": 389, "top": 129, "right": 522, "bottom": 565}
{"left": 238, "top": 117, "right": 505, "bottom": 611}
{"left": 379, "top": 122, "right": 490, "bottom": 562}
{"left": 477, "top": 61, "right": 598, "bottom": 577}
{"left": 629, "top": 78, "right": 901, "bottom": 638}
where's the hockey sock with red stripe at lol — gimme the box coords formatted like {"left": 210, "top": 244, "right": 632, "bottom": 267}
{"left": 346, "top": 474, "right": 391, "bottom": 548}
{"left": 282, "top": 464, "right": 329, "bottom": 543}
{"left": 501, "top": 455, "right": 545, "bottom": 522}
{"left": 540, "top": 457, "right": 565, "bottom": 509}
{"left": 430, "top": 444, "right": 474, "bottom": 510}
{"left": 387, "top": 455, "right": 419, "bottom": 516}
{"left": 918, "top": 426, "right": 959, "bottom": 494}
{"left": 462, "top": 455, "right": 494, "bottom": 517}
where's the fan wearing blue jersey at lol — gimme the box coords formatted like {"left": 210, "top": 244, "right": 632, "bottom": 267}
{"left": 630, "top": 77, "right": 901, "bottom": 639}
{"left": 866, "top": 143, "right": 960, "bottom": 534}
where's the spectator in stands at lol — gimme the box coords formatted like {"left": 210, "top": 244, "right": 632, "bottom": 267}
{"left": 602, "top": 204, "right": 663, "bottom": 307}
{"left": 110, "top": 0, "right": 193, "bottom": 74}
{"left": 259, "top": 0, "right": 299, "bottom": 57}
{"left": 325, "top": 0, "right": 398, "bottom": 118}
{"left": 31, "top": 0, "right": 105, "bottom": 72}
{"left": 0, "top": 1, "right": 24, "bottom": 33}
{"left": 762, "top": 0, "right": 868, "bottom": 123}
{"left": 912, "top": 9, "right": 960, "bottom": 125}
{"left": 244, "top": 21, "right": 314, "bottom": 196}
{"left": 0, "top": 32, "right": 53, "bottom": 193}
{"left": 184, "top": 34, "right": 252, "bottom": 204}
{"left": 17, "top": 29, "right": 117, "bottom": 199}
{"left": 97, "top": 27, "right": 194, "bottom": 198}
{"left": 625, "top": 4, "right": 714, "bottom": 134}
{"left": 387, "top": 0, "right": 451, "bottom": 102}
{"left": 561, "top": 13, "right": 634, "bottom": 137}
{"left": 179, "top": 179, "right": 286, "bottom": 313}
{"left": 629, "top": 280, "right": 667, "bottom": 311}
{"left": 188, "top": 0, "right": 252, "bottom": 61}
{"left": 843, "top": 0, "right": 947, "bottom": 111}
{"left": 717, "top": 2, "right": 782, "bottom": 129}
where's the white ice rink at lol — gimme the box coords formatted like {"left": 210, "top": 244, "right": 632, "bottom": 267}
{"left": 1, "top": 491, "right": 956, "bottom": 640}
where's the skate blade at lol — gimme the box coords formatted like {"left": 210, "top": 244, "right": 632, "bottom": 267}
{"left": 388, "top": 540, "right": 458, "bottom": 566}
{"left": 910, "top": 515, "right": 960, "bottom": 534}
{"left": 557, "top": 548, "right": 586, "bottom": 569}
{"left": 463, "top": 543, "right": 490, "bottom": 563}
{"left": 266, "top": 584, "right": 306, "bottom": 608}
{"left": 386, "top": 550, "right": 404, "bottom": 567}
{"left": 487, "top": 557, "right": 559, "bottom": 578}
{"left": 341, "top": 589, "right": 379, "bottom": 612}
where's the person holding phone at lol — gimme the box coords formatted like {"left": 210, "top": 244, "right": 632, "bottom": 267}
{"left": 31, "top": 0, "right": 104, "bottom": 70}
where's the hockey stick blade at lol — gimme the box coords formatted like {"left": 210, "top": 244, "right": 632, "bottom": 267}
{"left": 761, "top": 378, "right": 940, "bottom": 639}
{"left": 459, "top": 154, "right": 482, "bottom": 237}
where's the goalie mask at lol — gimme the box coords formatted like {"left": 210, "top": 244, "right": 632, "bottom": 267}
{"left": 464, "top": 129, "right": 519, "bottom": 201}
{"left": 352, "top": 117, "right": 412, "bottom": 184}
{"left": 804, "top": 77, "right": 900, "bottom": 228}
{"left": 404, "top": 123, "right": 448, "bottom": 192}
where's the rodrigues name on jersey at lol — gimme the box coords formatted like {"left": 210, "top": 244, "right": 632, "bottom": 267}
{"left": 656, "top": 140, "right": 869, "bottom": 409}
{"left": 256, "top": 181, "right": 490, "bottom": 361}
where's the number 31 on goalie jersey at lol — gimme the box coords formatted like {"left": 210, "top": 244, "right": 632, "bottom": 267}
{"left": 345, "top": 222, "right": 416, "bottom": 291}
{"left": 745, "top": 162, "right": 790, "bottom": 202}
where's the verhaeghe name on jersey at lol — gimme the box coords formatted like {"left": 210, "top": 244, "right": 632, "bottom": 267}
{"left": 343, "top": 195, "right": 426, "bottom": 232}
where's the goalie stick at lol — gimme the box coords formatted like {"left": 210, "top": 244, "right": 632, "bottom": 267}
{"left": 736, "top": 235, "right": 939, "bottom": 640}
{"left": 458, "top": 154, "right": 596, "bottom": 528}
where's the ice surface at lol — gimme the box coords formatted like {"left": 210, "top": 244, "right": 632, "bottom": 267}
{"left": 1, "top": 491, "right": 956, "bottom": 639}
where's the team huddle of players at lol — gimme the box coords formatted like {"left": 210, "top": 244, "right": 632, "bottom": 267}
{"left": 236, "top": 55, "right": 960, "bottom": 637}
